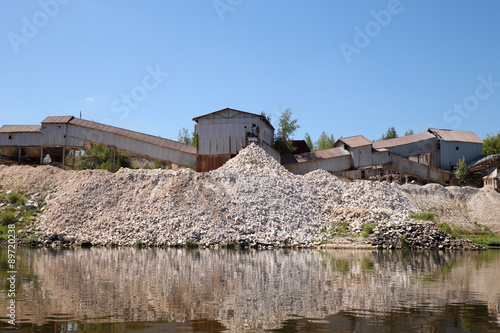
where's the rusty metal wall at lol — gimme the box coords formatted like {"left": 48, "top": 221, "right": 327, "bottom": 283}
{"left": 196, "top": 154, "right": 231, "bottom": 172}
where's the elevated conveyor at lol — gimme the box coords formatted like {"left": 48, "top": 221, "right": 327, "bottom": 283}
{"left": 0, "top": 116, "right": 197, "bottom": 168}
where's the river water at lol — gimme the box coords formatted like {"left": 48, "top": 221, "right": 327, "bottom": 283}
{"left": 1, "top": 247, "right": 499, "bottom": 332}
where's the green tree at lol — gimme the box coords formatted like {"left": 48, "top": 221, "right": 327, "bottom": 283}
{"left": 273, "top": 108, "right": 300, "bottom": 156}
{"left": 304, "top": 133, "right": 314, "bottom": 152}
{"left": 73, "top": 144, "right": 130, "bottom": 172}
{"left": 379, "top": 127, "right": 398, "bottom": 141}
{"left": 454, "top": 156, "right": 469, "bottom": 187}
{"left": 315, "top": 131, "right": 335, "bottom": 151}
{"left": 404, "top": 129, "right": 414, "bottom": 136}
{"left": 483, "top": 131, "right": 500, "bottom": 155}
{"left": 260, "top": 111, "right": 271, "bottom": 123}
{"left": 178, "top": 126, "right": 197, "bottom": 147}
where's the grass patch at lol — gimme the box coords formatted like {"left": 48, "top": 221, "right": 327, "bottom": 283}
{"left": 361, "top": 224, "right": 374, "bottom": 238}
{"left": 0, "top": 210, "right": 17, "bottom": 225}
{"left": 0, "top": 225, "right": 10, "bottom": 240}
{"left": 400, "top": 236, "right": 407, "bottom": 248}
{"left": 322, "top": 221, "right": 351, "bottom": 240}
{"left": 410, "top": 212, "right": 436, "bottom": 222}
{"left": 470, "top": 236, "right": 500, "bottom": 247}
{"left": 225, "top": 240, "right": 240, "bottom": 249}
{"left": 437, "top": 221, "right": 500, "bottom": 247}
{"left": 185, "top": 240, "right": 199, "bottom": 249}
{"left": 22, "top": 237, "right": 39, "bottom": 245}
{"left": 439, "top": 222, "right": 454, "bottom": 235}
{"left": 7, "top": 192, "right": 26, "bottom": 205}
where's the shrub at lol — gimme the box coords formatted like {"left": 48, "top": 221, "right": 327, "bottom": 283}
{"left": 439, "top": 222, "right": 453, "bottom": 235}
{"left": 0, "top": 211, "right": 17, "bottom": 225}
{"left": 361, "top": 224, "right": 374, "bottom": 238}
{"left": 185, "top": 240, "right": 199, "bottom": 249}
{"left": 7, "top": 192, "right": 26, "bottom": 205}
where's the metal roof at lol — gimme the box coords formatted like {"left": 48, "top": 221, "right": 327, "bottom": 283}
{"left": 372, "top": 132, "right": 436, "bottom": 149}
{"left": 193, "top": 108, "right": 274, "bottom": 130}
{"left": 428, "top": 128, "right": 483, "bottom": 144}
{"left": 468, "top": 154, "right": 500, "bottom": 172}
{"left": 69, "top": 118, "right": 197, "bottom": 155}
{"left": 334, "top": 135, "right": 372, "bottom": 148}
{"left": 41, "top": 116, "right": 75, "bottom": 124}
{"left": 281, "top": 147, "right": 350, "bottom": 164}
{"left": 291, "top": 140, "right": 311, "bottom": 154}
{"left": 0, "top": 125, "right": 41, "bottom": 133}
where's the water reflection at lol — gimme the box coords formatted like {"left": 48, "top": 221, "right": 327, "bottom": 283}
{"left": 1, "top": 248, "right": 499, "bottom": 332}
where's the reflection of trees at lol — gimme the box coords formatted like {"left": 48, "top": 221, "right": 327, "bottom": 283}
{"left": 0, "top": 248, "right": 499, "bottom": 331}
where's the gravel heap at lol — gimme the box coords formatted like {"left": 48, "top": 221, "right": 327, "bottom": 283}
{"left": 368, "top": 220, "right": 483, "bottom": 250}
{"left": 28, "top": 144, "right": 421, "bottom": 247}
{"left": 400, "top": 183, "right": 500, "bottom": 234}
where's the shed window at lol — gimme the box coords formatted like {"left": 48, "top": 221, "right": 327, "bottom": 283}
{"left": 456, "top": 146, "right": 459, "bottom": 150}
{"left": 8, "top": 135, "right": 12, "bottom": 140}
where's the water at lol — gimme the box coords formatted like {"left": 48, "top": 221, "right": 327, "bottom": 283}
{"left": 1, "top": 247, "right": 499, "bottom": 332}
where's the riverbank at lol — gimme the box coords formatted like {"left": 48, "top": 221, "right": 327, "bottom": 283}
{"left": 0, "top": 144, "right": 497, "bottom": 250}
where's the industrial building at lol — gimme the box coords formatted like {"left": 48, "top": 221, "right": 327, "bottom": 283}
{"left": 193, "top": 108, "right": 279, "bottom": 172}
{"left": 0, "top": 108, "right": 492, "bottom": 185}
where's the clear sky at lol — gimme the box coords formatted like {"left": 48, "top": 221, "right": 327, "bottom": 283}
{"left": 1, "top": 0, "right": 499, "bottom": 143}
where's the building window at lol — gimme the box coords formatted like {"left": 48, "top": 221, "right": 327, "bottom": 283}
{"left": 456, "top": 146, "right": 459, "bottom": 150}
{"left": 8, "top": 135, "right": 12, "bottom": 140}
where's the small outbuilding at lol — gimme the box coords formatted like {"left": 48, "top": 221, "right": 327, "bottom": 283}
{"left": 483, "top": 168, "right": 500, "bottom": 191}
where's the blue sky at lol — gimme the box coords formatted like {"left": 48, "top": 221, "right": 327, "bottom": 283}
{"left": 1, "top": 1, "right": 499, "bottom": 143}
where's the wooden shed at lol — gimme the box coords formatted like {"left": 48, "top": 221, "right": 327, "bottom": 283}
{"left": 483, "top": 168, "right": 499, "bottom": 191}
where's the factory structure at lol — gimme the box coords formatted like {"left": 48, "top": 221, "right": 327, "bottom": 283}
{"left": 0, "top": 108, "right": 497, "bottom": 186}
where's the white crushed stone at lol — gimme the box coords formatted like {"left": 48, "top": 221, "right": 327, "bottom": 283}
{"left": 400, "top": 183, "right": 500, "bottom": 234}
{"left": 23, "top": 144, "right": 419, "bottom": 247}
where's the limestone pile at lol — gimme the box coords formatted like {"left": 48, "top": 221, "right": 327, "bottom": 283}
{"left": 400, "top": 183, "right": 500, "bottom": 234}
{"left": 22, "top": 144, "right": 421, "bottom": 247}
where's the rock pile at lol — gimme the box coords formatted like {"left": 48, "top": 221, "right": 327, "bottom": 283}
{"left": 23, "top": 144, "right": 422, "bottom": 248}
{"left": 0, "top": 143, "right": 482, "bottom": 250}
{"left": 368, "top": 220, "right": 483, "bottom": 250}
{"left": 400, "top": 183, "right": 500, "bottom": 235}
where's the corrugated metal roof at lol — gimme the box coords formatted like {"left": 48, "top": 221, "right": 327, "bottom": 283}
{"left": 335, "top": 135, "right": 372, "bottom": 148}
{"left": 372, "top": 132, "right": 436, "bottom": 149}
{"left": 0, "top": 125, "right": 41, "bottom": 133}
{"left": 429, "top": 128, "right": 483, "bottom": 144}
{"left": 193, "top": 108, "right": 274, "bottom": 130}
{"left": 291, "top": 140, "right": 311, "bottom": 154}
{"left": 281, "top": 147, "right": 350, "bottom": 164}
{"left": 468, "top": 154, "right": 500, "bottom": 172}
{"left": 42, "top": 116, "right": 75, "bottom": 124}
{"left": 69, "top": 118, "right": 197, "bottom": 154}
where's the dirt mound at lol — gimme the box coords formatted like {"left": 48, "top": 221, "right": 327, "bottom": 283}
{"left": 400, "top": 183, "right": 500, "bottom": 234}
